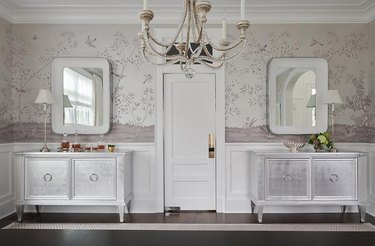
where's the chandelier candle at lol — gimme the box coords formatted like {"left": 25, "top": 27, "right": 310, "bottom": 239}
{"left": 222, "top": 18, "right": 227, "bottom": 39}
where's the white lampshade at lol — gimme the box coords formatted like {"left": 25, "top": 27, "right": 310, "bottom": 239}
{"left": 306, "top": 94, "right": 316, "bottom": 108}
{"left": 324, "top": 90, "right": 343, "bottom": 104}
{"left": 34, "top": 89, "right": 55, "bottom": 104}
{"left": 63, "top": 94, "right": 73, "bottom": 108}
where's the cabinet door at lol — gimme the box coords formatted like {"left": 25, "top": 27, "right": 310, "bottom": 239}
{"left": 72, "top": 158, "right": 117, "bottom": 200}
{"left": 265, "top": 159, "right": 310, "bottom": 200}
{"left": 25, "top": 157, "right": 70, "bottom": 199}
{"left": 312, "top": 159, "right": 357, "bottom": 200}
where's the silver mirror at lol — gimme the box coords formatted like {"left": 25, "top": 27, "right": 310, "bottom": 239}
{"left": 51, "top": 58, "right": 111, "bottom": 134}
{"left": 268, "top": 58, "right": 328, "bottom": 134}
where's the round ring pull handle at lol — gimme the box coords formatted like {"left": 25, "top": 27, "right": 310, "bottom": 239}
{"left": 43, "top": 173, "right": 53, "bottom": 182}
{"left": 89, "top": 173, "right": 99, "bottom": 182}
{"left": 329, "top": 174, "right": 339, "bottom": 182}
{"left": 282, "top": 175, "right": 293, "bottom": 183}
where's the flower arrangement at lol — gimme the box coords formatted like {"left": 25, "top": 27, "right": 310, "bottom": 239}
{"left": 308, "top": 132, "right": 333, "bottom": 152}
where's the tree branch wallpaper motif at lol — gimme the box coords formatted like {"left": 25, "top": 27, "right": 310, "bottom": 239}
{"left": 0, "top": 22, "right": 374, "bottom": 143}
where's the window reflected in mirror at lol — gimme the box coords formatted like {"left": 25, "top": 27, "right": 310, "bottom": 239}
{"left": 63, "top": 67, "right": 104, "bottom": 127}
{"left": 275, "top": 68, "right": 316, "bottom": 128}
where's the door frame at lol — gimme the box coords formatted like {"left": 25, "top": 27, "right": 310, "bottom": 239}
{"left": 155, "top": 65, "right": 226, "bottom": 212}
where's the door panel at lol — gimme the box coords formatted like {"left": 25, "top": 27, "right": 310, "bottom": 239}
{"left": 164, "top": 73, "right": 216, "bottom": 210}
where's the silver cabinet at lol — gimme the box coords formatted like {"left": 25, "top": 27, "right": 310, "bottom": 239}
{"left": 14, "top": 151, "right": 133, "bottom": 223}
{"left": 249, "top": 151, "right": 368, "bottom": 223}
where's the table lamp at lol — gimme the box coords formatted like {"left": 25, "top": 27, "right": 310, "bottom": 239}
{"left": 323, "top": 90, "right": 343, "bottom": 152}
{"left": 34, "top": 89, "right": 55, "bottom": 152}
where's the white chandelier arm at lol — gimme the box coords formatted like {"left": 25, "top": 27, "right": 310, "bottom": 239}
{"left": 143, "top": 48, "right": 189, "bottom": 66}
{"left": 196, "top": 59, "right": 225, "bottom": 70}
{"left": 209, "top": 38, "right": 245, "bottom": 52}
{"left": 198, "top": 48, "right": 226, "bottom": 63}
{"left": 204, "top": 40, "right": 247, "bottom": 62}
{"left": 147, "top": 32, "right": 178, "bottom": 55}
{"left": 143, "top": 44, "right": 188, "bottom": 62}
{"left": 144, "top": 34, "right": 179, "bottom": 58}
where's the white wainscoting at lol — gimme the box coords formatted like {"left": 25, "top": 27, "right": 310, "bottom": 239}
{"left": 365, "top": 144, "right": 375, "bottom": 216}
{"left": 225, "top": 143, "right": 375, "bottom": 216}
{"left": 1, "top": 142, "right": 374, "bottom": 219}
{"left": 0, "top": 144, "right": 15, "bottom": 219}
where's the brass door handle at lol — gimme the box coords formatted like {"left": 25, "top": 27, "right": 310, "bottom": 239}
{"left": 208, "top": 133, "right": 215, "bottom": 158}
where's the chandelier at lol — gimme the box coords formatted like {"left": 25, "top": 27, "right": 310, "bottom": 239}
{"left": 138, "top": 0, "right": 250, "bottom": 78}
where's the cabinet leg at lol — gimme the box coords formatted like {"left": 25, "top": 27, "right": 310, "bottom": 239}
{"left": 118, "top": 205, "right": 125, "bottom": 223}
{"left": 16, "top": 205, "right": 24, "bottom": 222}
{"left": 257, "top": 205, "right": 264, "bottom": 223}
{"left": 250, "top": 201, "right": 255, "bottom": 214}
{"left": 358, "top": 205, "right": 366, "bottom": 223}
{"left": 341, "top": 206, "right": 347, "bottom": 214}
{"left": 35, "top": 205, "right": 40, "bottom": 214}
{"left": 126, "top": 200, "right": 132, "bottom": 214}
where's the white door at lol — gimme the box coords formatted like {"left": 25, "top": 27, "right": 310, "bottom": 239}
{"left": 164, "top": 73, "right": 216, "bottom": 211}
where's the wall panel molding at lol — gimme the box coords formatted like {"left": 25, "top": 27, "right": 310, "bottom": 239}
{"left": 1, "top": 142, "right": 374, "bottom": 218}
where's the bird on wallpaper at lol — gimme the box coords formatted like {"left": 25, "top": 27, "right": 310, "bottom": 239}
{"left": 310, "top": 38, "right": 324, "bottom": 47}
{"left": 11, "top": 85, "right": 28, "bottom": 93}
{"left": 143, "top": 74, "right": 153, "bottom": 84}
{"left": 259, "top": 44, "right": 267, "bottom": 52}
{"left": 32, "top": 35, "right": 38, "bottom": 41}
{"left": 85, "top": 35, "right": 97, "bottom": 48}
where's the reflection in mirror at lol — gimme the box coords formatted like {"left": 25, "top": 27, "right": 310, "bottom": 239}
{"left": 268, "top": 58, "right": 328, "bottom": 135}
{"left": 63, "top": 67, "right": 103, "bottom": 127}
{"left": 51, "top": 57, "right": 111, "bottom": 135}
{"left": 275, "top": 68, "right": 316, "bottom": 128}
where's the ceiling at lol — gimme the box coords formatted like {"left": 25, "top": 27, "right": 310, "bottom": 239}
{"left": 0, "top": 0, "right": 374, "bottom": 24}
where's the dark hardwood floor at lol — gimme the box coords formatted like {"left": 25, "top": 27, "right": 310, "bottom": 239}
{"left": 1, "top": 212, "right": 375, "bottom": 246}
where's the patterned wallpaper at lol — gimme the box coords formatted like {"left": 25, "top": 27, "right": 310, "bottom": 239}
{"left": 0, "top": 18, "right": 13, "bottom": 142}
{"left": 0, "top": 22, "right": 373, "bottom": 143}
{"left": 226, "top": 23, "right": 374, "bottom": 143}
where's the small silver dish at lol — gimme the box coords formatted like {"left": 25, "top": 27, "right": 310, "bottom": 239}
{"left": 284, "top": 142, "right": 305, "bottom": 153}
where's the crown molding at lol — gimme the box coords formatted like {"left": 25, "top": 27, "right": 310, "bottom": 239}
{"left": 364, "top": 1, "right": 375, "bottom": 22}
{"left": 0, "top": 1, "right": 15, "bottom": 23}
{"left": 1, "top": 1, "right": 375, "bottom": 24}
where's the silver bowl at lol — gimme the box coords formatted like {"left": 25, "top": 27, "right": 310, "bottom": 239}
{"left": 283, "top": 142, "right": 305, "bottom": 153}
